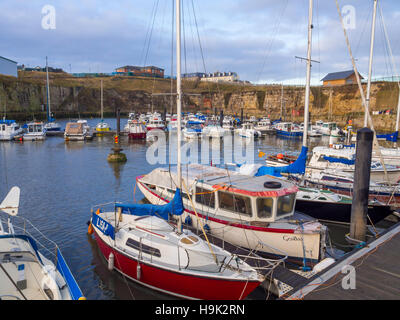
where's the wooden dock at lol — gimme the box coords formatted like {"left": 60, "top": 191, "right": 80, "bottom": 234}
{"left": 284, "top": 221, "right": 400, "bottom": 300}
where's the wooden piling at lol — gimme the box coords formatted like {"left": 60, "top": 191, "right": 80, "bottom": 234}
{"left": 350, "top": 127, "right": 374, "bottom": 242}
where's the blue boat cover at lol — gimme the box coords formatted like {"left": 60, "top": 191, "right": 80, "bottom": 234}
{"left": 0, "top": 120, "right": 16, "bottom": 125}
{"left": 322, "top": 156, "right": 355, "bottom": 165}
{"left": 255, "top": 146, "right": 308, "bottom": 177}
{"left": 115, "top": 188, "right": 184, "bottom": 221}
{"left": 56, "top": 248, "right": 85, "bottom": 300}
{"left": 377, "top": 131, "right": 398, "bottom": 142}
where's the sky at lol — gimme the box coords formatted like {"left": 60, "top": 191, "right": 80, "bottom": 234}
{"left": 0, "top": 0, "right": 399, "bottom": 85}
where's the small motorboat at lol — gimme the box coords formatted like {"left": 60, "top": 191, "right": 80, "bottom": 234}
{"left": 0, "top": 119, "right": 23, "bottom": 141}
{"left": 23, "top": 122, "right": 46, "bottom": 141}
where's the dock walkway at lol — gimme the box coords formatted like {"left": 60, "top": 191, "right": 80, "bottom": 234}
{"left": 286, "top": 222, "right": 400, "bottom": 300}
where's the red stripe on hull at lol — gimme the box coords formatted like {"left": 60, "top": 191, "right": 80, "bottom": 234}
{"left": 93, "top": 231, "right": 260, "bottom": 300}
{"left": 129, "top": 132, "right": 146, "bottom": 140}
{"left": 146, "top": 127, "right": 165, "bottom": 131}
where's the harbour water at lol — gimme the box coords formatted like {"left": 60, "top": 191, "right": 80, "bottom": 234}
{"left": 0, "top": 118, "right": 393, "bottom": 300}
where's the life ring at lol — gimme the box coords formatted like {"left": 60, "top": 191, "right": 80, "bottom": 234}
{"left": 264, "top": 181, "right": 282, "bottom": 189}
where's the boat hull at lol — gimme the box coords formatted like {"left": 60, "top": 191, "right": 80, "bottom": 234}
{"left": 129, "top": 132, "right": 146, "bottom": 140}
{"left": 295, "top": 199, "right": 392, "bottom": 224}
{"left": 276, "top": 130, "right": 303, "bottom": 137}
{"left": 93, "top": 230, "right": 260, "bottom": 300}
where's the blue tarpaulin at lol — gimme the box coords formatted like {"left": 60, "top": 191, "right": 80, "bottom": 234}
{"left": 0, "top": 120, "right": 16, "bottom": 125}
{"left": 322, "top": 156, "right": 355, "bottom": 165}
{"left": 116, "top": 188, "right": 184, "bottom": 221}
{"left": 255, "top": 146, "right": 308, "bottom": 177}
{"left": 377, "top": 131, "right": 398, "bottom": 142}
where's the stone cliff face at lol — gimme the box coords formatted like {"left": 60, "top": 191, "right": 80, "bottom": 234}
{"left": 0, "top": 72, "right": 398, "bottom": 132}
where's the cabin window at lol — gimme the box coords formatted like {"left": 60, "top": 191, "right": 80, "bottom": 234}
{"left": 126, "top": 238, "right": 161, "bottom": 258}
{"left": 1, "top": 125, "right": 5, "bottom": 131}
{"left": 218, "top": 191, "right": 252, "bottom": 216}
{"left": 277, "top": 194, "right": 295, "bottom": 217}
{"left": 195, "top": 187, "right": 215, "bottom": 208}
{"left": 318, "top": 197, "right": 327, "bottom": 201}
{"left": 256, "top": 198, "right": 274, "bottom": 219}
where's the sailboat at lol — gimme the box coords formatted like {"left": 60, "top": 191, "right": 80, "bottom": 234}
{"left": 0, "top": 187, "right": 85, "bottom": 300}
{"left": 87, "top": 0, "right": 272, "bottom": 300}
{"left": 96, "top": 79, "right": 110, "bottom": 133}
{"left": 255, "top": 0, "right": 398, "bottom": 215}
{"left": 138, "top": 0, "right": 328, "bottom": 268}
{"left": 88, "top": 188, "right": 270, "bottom": 300}
{"left": 43, "top": 57, "right": 62, "bottom": 135}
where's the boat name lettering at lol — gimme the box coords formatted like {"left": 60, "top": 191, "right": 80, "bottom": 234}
{"left": 283, "top": 235, "right": 303, "bottom": 241}
{"left": 96, "top": 218, "right": 108, "bottom": 233}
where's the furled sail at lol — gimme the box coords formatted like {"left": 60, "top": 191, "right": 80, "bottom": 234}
{"left": 115, "top": 188, "right": 184, "bottom": 221}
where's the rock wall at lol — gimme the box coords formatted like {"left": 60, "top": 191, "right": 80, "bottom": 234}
{"left": 0, "top": 73, "right": 398, "bottom": 131}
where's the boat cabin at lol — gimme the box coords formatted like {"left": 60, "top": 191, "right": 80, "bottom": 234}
{"left": 27, "top": 122, "right": 44, "bottom": 133}
{"left": 139, "top": 164, "right": 299, "bottom": 224}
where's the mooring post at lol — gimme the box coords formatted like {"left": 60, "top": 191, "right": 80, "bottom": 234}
{"left": 220, "top": 109, "right": 223, "bottom": 127}
{"left": 107, "top": 108, "right": 127, "bottom": 163}
{"left": 116, "top": 108, "right": 121, "bottom": 137}
{"left": 350, "top": 127, "right": 373, "bottom": 242}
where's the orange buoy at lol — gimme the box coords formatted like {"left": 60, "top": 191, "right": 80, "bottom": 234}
{"left": 277, "top": 153, "right": 284, "bottom": 160}
{"left": 87, "top": 223, "right": 93, "bottom": 235}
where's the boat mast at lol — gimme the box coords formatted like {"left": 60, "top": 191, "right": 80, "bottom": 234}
{"left": 364, "top": 0, "right": 378, "bottom": 128}
{"left": 176, "top": 0, "right": 182, "bottom": 187}
{"left": 101, "top": 79, "right": 104, "bottom": 121}
{"left": 46, "top": 56, "right": 51, "bottom": 122}
{"left": 302, "top": 0, "right": 313, "bottom": 147}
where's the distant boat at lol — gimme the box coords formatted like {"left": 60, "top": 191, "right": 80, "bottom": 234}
{"left": 96, "top": 80, "right": 110, "bottom": 133}
{"left": 128, "top": 119, "right": 147, "bottom": 140}
{"left": 23, "top": 121, "right": 46, "bottom": 141}
{"left": 0, "top": 186, "right": 85, "bottom": 300}
{"left": 0, "top": 119, "right": 23, "bottom": 141}
{"left": 235, "top": 122, "right": 261, "bottom": 138}
{"left": 64, "top": 121, "right": 93, "bottom": 141}
{"left": 182, "top": 121, "right": 203, "bottom": 139}
{"left": 274, "top": 122, "right": 303, "bottom": 138}
{"left": 43, "top": 57, "right": 62, "bottom": 135}
{"left": 254, "top": 118, "right": 275, "bottom": 135}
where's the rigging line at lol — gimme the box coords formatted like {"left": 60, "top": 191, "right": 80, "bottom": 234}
{"left": 140, "top": 0, "right": 158, "bottom": 67}
{"left": 334, "top": 0, "right": 389, "bottom": 184}
{"left": 150, "top": 0, "right": 168, "bottom": 95}
{"left": 190, "top": 0, "right": 214, "bottom": 98}
{"left": 182, "top": 0, "right": 188, "bottom": 75}
{"left": 143, "top": 0, "right": 160, "bottom": 68}
{"left": 256, "top": 0, "right": 288, "bottom": 84}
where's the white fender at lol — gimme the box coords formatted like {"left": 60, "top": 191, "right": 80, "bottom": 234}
{"left": 108, "top": 252, "right": 114, "bottom": 271}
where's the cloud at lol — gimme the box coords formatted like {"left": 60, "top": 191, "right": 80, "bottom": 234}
{"left": 0, "top": 0, "right": 398, "bottom": 83}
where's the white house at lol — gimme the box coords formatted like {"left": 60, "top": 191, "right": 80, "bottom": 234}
{"left": 200, "top": 71, "right": 239, "bottom": 83}
{"left": 0, "top": 56, "right": 18, "bottom": 77}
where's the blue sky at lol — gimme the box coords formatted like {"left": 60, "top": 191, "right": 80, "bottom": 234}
{"left": 0, "top": 0, "right": 399, "bottom": 85}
